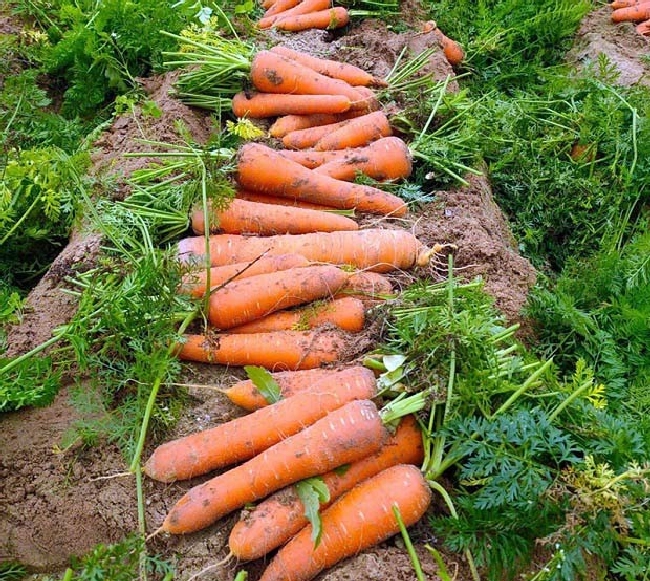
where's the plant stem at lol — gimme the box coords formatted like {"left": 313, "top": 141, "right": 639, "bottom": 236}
{"left": 392, "top": 505, "right": 426, "bottom": 581}
{"left": 490, "top": 358, "right": 553, "bottom": 418}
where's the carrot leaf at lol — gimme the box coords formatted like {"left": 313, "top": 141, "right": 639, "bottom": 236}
{"left": 244, "top": 365, "right": 281, "bottom": 404}
{"left": 296, "top": 477, "right": 330, "bottom": 547}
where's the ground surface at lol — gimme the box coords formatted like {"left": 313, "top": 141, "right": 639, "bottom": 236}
{"left": 1, "top": 5, "right": 648, "bottom": 581}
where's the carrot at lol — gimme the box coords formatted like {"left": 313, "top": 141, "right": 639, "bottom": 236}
{"left": 263, "top": 0, "right": 302, "bottom": 17}
{"left": 262, "top": 0, "right": 276, "bottom": 8}
{"left": 313, "top": 110, "right": 392, "bottom": 151}
{"left": 336, "top": 271, "right": 395, "bottom": 306}
{"left": 612, "top": 1, "right": 650, "bottom": 21}
{"left": 235, "top": 190, "right": 339, "bottom": 211}
{"left": 282, "top": 118, "right": 353, "bottom": 149}
{"left": 611, "top": 0, "right": 640, "bottom": 7}
{"left": 177, "top": 328, "right": 352, "bottom": 370}
{"left": 179, "top": 253, "right": 310, "bottom": 298}
{"left": 222, "top": 366, "right": 375, "bottom": 411}
{"left": 270, "top": 45, "right": 387, "bottom": 88}
{"left": 161, "top": 399, "right": 387, "bottom": 534}
{"left": 274, "top": 7, "right": 350, "bottom": 31}
{"left": 352, "top": 85, "right": 381, "bottom": 113}
{"left": 637, "top": 18, "right": 650, "bottom": 33}
{"left": 235, "top": 143, "right": 407, "bottom": 216}
{"left": 270, "top": 113, "right": 345, "bottom": 138}
{"left": 227, "top": 296, "right": 366, "bottom": 334}
{"left": 229, "top": 415, "right": 424, "bottom": 561}
{"left": 232, "top": 92, "right": 351, "bottom": 118}
{"left": 208, "top": 265, "right": 349, "bottom": 330}
{"left": 313, "top": 136, "right": 412, "bottom": 181}
{"left": 143, "top": 382, "right": 377, "bottom": 483}
{"left": 250, "top": 50, "right": 363, "bottom": 104}
{"left": 257, "top": 464, "right": 431, "bottom": 581}
{"left": 259, "top": 0, "right": 331, "bottom": 29}
{"left": 433, "top": 27, "right": 465, "bottom": 66}
{"left": 190, "top": 198, "right": 359, "bottom": 236}
{"left": 177, "top": 229, "right": 438, "bottom": 273}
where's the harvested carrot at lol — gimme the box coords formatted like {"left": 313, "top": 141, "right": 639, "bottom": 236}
{"left": 235, "top": 143, "right": 407, "bottom": 216}
{"left": 353, "top": 85, "right": 381, "bottom": 112}
{"left": 282, "top": 118, "right": 352, "bottom": 149}
{"left": 637, "top": 18, "right": 650, "bottom": 33}
{"left": 250, "top": 50, "right": 363, "bottom": 103}
{"left": 177, "top": 229, "right": 438, "bottom": 273}
{"left": 179, "top": 253, "right": 310, "bottom": 298}
{"left": 161, "top": 399, "right": 387, "bottom": 534}
{"left": 190, "top": 198, "right": 358, "bottom": 235}
{"left": 274, "top": 7, "right": 350, "bottom": 31}
{"left": 232, "top": 92, "right": 351, "bottom": 118}
{"left": 177, "top": 328, "right": 352, "bottom": 370}
{"left": 263, "top": 0, "right": 301, "bottom": 17}
{"left": 270, "top": 45, "right": 387, "bottom": 87}
{"left": 433, "top": 27, "right": 465, "bottom": 66}
{"left": 313, "top": 110, "right": 392, "bottom": 151}
{"left": 611, "top": 0, "right": 640, "bottom": 7}
{"left": 269, "top": 113, "right": 345, "bottom": 138}
{"left": 259, "top": 0, "right": 331, "bottom": 29}
{"left": 227, "top": 296, "right": 366, "bottom": 334}
{"left": 143, "top": 382, "right": 376, "bottom": 483}
{"left": 229, "top": 415, "right": 424, "bottom": 561}
{"left": 612, "top": 1, "right": 650, "bottom": 21}
{"left": 314, "top": 136, "right": 412, "bottom": 181}
{"left": 222, "top": 366, "right": 375, "bottom": 411}
{"left": 258, "top": 464, "right": 431, "bottom": 581}
{"left": 208, "top": 265, "right": 349, "bottom": 329}
{"left": 262, "top": 0, "right": 276, "bottom": 8}
{"left": 235, "top": 190, "right": 338, "bottom": 211}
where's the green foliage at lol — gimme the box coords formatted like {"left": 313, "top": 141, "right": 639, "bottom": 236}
{"left": 0, "top": 146, "right": 89, "bottom": 289}
{"left": 0, "top": 561, "right": 27, "bottom": 580}
{"left": 0, "top": 355, "right": 61, "bottom": 412}
{"left": 428, "top": 0, "right": 591, "bottom": 92}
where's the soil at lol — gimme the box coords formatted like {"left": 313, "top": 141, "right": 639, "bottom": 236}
{"left": 2, "top": 5, "right": 648, "bottom": 581}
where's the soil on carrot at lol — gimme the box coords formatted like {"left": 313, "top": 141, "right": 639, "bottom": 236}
{"left": 2, "top": 6, "right": 647, "bottom": 581}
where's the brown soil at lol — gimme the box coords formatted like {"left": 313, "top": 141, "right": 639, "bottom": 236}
{"left": 2, "top": 6, "right": 646, "bottom": 581}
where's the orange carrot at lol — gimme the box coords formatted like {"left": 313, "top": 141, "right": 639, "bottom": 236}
{"left": 143, "top": 382, "right": 377, "bottom": 483}
{"left": 190, "top": 198, "right": 358, "bottom": 235}
{"left": 336, "top": 271, "right": 395, "bottom": 306}
{"left": 235, "top": 190, "right": 339, "bottom": 211}
{"left": 274, "top": 7, "right": 350, "bottom": 31}
{"left": 612, "top": 1, "right": 650, "bottom": 21}
{"left": 262, "top": 0, "right": 276, "bottom": 8}
{"left": 270, "top": 45, "right": 387, "bottom": 87}
{"left": 229, "top": 415, "right": 424, "bottom": 561}
{"left": 177, "top": 328, "right": 352, "bottom": 370}
{"left": 611, "top": 0, "right": 640, "bottom": 7}
{"left": 180, "top": 253, "right": 310, "bottom": 298}
{"left": 235, "top": 143, "right": 407, "bottom": 216}
{"left": 208, "top": 265, "right": 349, "bottom": 330}
{"left": 177, "top": 229, "right": 438, "bottom": 273}
{"left": 263, "top": 0, "right": 301, "bottom": 17}
{"left": 222, "top": 366, "right": 375, "bottom": 411}
{"left": 259, "top": 0, "right": 331, "bottom": 29}
{"left": 250, "top": 50, "right": 363, "bottom": 103}
{"left": 637, "top": 18, "right": 650, "bottom": 33}
{"left": 313, "top": 110, "right": 392, "bottom": 151}
{"left": 227, "top": 296, "right": 366, "bottom": 334}
{"left": 269, "top": 113, "right": 345, "bottom": 138}
{"left": 313, "top": 136, "right": 412, "bottom": 181}
{"left": 282, "top": 118, "right": 353, "bottom": 149}
{"left": 232, "top": 92, "right": 351, "bottom": 118}
{"left": 353, "top": 85, "right": 381, "bottom": 112}
{"left": 161, "top": 399, "right": 387, "bottom": 534}
{"left": 258, "top": 464, "right": 431, "bottom": 581}
{"left": 433, "top": 27, "right": 465, "bottom": 66}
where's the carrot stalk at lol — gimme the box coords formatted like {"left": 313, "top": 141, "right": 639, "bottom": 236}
{"left": 161, "top": 399, "right": 387, "bottom": 534}
{"left": 190, "top": 198, "right": 359, "bottom": 235}
{"left": 274, "top": 7, "right": 350, "bottom": 31}
{"left": 207, "top": 264, "right": 349, "bottom": 329}
{"left": 229, "top": 415, "right": 424, "bottom": 561}
{"left": 232, "top": 92, "right": 351, "bottom": 118}
{"left": 222, "top": 366, "right": 375, "bottom": 411}
{"left": 177, "top": 229, "right": 437, "bottom": 273}
{"left": 270, "top": 45, "right": 387, "bottom": 87}
{"left": 143, "top": 380, "right": 377, "bottom": 483}
{"left": 180, "top": 253, "right": 310, "bottom": 298}
{"left": 227, "top": 296, "right": 366, "bottom": 334}
{"left": 235, "top": 143, "right": 407, "bottom": 216}
{"left": 177, "top": 328, "right": 353, "bottom": 370}
{"left": 257, "top": 464, "right": 432, "bottom": 581}
{"left": 250, "top": 50, "right": 363, "bottom": 104}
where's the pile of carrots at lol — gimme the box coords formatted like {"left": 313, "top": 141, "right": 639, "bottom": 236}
{"left": 146, "top": 367, "right": 432, "bottom": 581}
{"left": 172, "top": 45, "right": 442, "bottom": 371}
{"left": 610, "top": 0, "right": 650, "bottom": 36}
{"left": 258, "top": 0, "right": 351, "bottom": 32}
